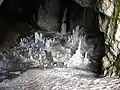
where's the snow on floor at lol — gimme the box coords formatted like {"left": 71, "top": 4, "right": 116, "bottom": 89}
{"left": 0, "top": 68, "right": 120, "bottom": 90}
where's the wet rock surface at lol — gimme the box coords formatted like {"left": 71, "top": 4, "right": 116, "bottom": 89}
{"left": 0, "top": 68, "right": 120, "bottom": 90}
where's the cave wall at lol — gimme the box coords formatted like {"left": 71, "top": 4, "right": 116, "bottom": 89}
{"left": 97, "top": 0, "right": 120, "bottom": 76}
{"left": 0, "top": 0, "right": 40, "bottom": 49}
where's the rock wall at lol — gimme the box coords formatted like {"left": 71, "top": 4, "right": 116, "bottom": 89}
{"left": 97, "top": 0, "right": 120, "bottom": 76}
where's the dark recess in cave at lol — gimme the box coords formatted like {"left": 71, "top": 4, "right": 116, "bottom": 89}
{"left": 66, "top": 1, "right": 100, "bottom": 34}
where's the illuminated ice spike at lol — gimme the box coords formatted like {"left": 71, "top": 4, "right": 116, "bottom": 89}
{"left": 83, "top": 51, "right": 90, "bottom": 65}
{"left": 67, "top": 38, "right": 86, "bottom": 68}
{"left": 34, "top": 32, "right": 43, "bottom": 43}
{"left": 45, "top": 39, "right": 52, "bottom": 52}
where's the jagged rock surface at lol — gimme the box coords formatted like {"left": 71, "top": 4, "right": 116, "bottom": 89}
{"left": 98, "top": 0, "right": 120, "bottom": 76}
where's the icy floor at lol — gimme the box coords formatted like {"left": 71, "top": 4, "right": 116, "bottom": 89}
{"left": 0, "top": 68, "right": 120, "bottom": 90}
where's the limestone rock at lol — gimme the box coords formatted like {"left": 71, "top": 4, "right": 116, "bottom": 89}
{"left": 98, "top": 0, "right": 120, "bottom": 76}
{"left": 98, "top": 0, "right": 115, "bottom": 17}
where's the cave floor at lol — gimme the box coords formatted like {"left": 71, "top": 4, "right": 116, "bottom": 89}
{"left": 0, "top": 68, "right": 120, "bottom": 90}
